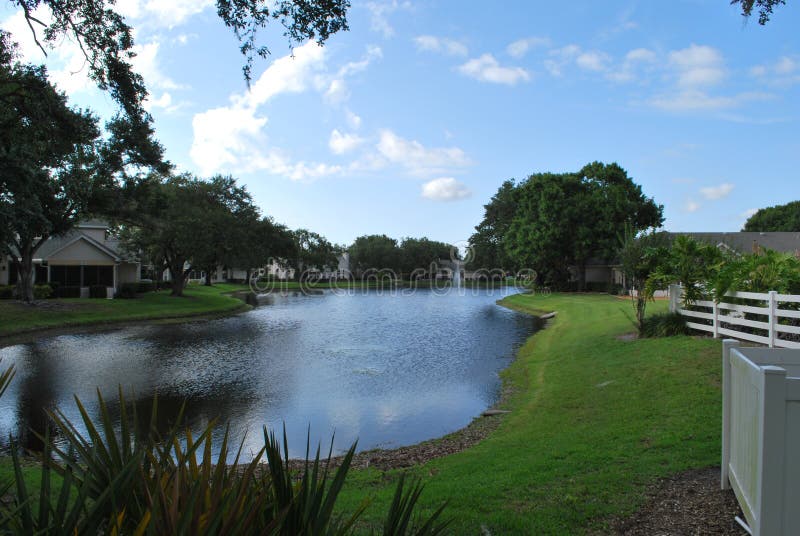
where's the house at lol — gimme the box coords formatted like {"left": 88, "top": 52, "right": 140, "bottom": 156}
{"left": 1, "top": 220, "right": 140, "bottom": 297}
{"left": 601, "top": 231, "right": 800, "bottom": 291}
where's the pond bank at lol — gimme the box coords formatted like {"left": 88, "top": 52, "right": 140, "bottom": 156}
{"left": 334, "top": 293, "right": 726, "bottom": 533}
{"left": 0, "top": 284, "right": 251, "bottom": 346}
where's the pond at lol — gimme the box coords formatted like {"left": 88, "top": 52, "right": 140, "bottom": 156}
{"left": 0, "top": 288, "right": 537, "bottom": 460}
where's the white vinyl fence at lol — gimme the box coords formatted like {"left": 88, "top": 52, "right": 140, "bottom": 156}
{"left": 722, "top": 340, "right": 800, "bottom": 535}
{"left": 669, "top": 284, "right": 800, "bottom": 349}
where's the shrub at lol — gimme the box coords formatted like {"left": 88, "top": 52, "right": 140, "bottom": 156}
{"left": 640, "top": 312, "right": 691, "bottom": 338}
{"left": 137, "top": 280, "right": 156, "bottom": 293}
{"left": 0, "top": 285, "right": 14, "bottom": 299}
{"left": 116, "top": 283, "right": 139, "bottom": 299}
{"left": 55, "top": 285, "right": 81, "bottom": 298}
{"left": 89, "top": 285, "right": 108, "bottom": 299}
{"left": 33, "top": 284, "right": 53, "bottom": 299}
{"left": 0, "top": 389, "right": 450, "bottom": 535}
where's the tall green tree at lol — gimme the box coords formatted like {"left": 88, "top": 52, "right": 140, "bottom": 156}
{"left": 504, "top": 162, "right": 663, "bottom": 289}
{"left": 188, "top": 176, "right": 261, "bottom": 286}
{"left": 468, "top": 179, "right": 519, "bottom": 272}
{"left": 348, "top": 235, "right": 400, "bottom": 276}
{"left": 0, "top": 37, "right": 103, "bottom": 302}
{"left": 398, "top": 237, "right": 452, "bottom": 279}
{"left": 291, "top": 229, "right": 338, "bottom": 280}
{"left": 619, "top": 227, "right": 673, "bottom": 332}
{"left": 742, "top": 200, "right": 800, "bottom": 232}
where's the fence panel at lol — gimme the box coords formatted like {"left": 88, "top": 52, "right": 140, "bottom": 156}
{"left": 670, "top": 285, "right": 800, "bottom": 349}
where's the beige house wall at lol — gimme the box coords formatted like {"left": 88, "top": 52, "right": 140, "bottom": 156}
{"left": 117, "top": 263, "right": 139, "bottom": 285}
{"left": 49, "top": 239, "right": 116, "bottom": 265}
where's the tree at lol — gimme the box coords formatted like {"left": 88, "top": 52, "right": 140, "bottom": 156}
{"left": 398, "top": 237, "right": 452, "bottom": 279}
{"left": 227, "top": 217, "right": 296, "bottom": 283}
{"left": 731, "top": 0, "right": 786, "bottom": 24}
{"left": 504, "top": 162, "right": 663, "bottom": 289}
{"left": 0, "top": 38, "right": 104, "bottom": 302}
{"left": 348, "top": 235, "right": 400, "bottom": 276}
{"left": 648, "top": 235, "right": 726, "bottom": 306}
{"left": 188, "top": 176, "right": 261, "bottom": 286}
{"left": 291, "top": 229, "right": 338, "bottom": 280}
{"left": 742, "top": 200, "right": 800, "bottom": 231}
{"left": 619, "top": 227, "right": 672, "bottom": 332}
{"left": 468, "top": 180, "right": 519, "bottom": 272}
{"left": 7, "top": 0, "right": 350, "bottom": 119}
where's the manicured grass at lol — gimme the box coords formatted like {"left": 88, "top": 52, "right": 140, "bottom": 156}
{"left": 0, "top": 283, "right": 250, "bottom": 338}
{"left": 335, "top": 293, "right": 723, "bottom": 534}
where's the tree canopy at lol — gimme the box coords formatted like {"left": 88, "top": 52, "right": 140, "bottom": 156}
{"left": 742, "top": 200, "right": 800, "bottom": 232}
{"left": 473, "top": 162, "right": 663, "bottom": 289}
{"left": 6, "top": 0, "right": 350, "bottom": 118}
{"left": 0, "top": 35, "right": 105, "bottom": 301}
{"left": 731, "top": 0, "right": 786, "bottom": 24}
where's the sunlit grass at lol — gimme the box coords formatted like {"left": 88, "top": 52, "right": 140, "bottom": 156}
{"left": 336, "top": 293, "right": 722, "bottom": 534}
{"left": 0, "top": 283, "right": 249, "bottom": 338}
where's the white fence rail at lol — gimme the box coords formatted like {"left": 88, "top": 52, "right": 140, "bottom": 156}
{"left": 722, "top": 340, "right": 800, "bottom": 535}
{"left": 669, "top": 284, "right": 800, "bottom": 349}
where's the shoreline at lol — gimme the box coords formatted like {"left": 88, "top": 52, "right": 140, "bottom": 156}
{"left": 0, "top": 288, "right": 253, "bottom": 348}
{"left": 292, "top": 297, "right": 553, "bottom": 471}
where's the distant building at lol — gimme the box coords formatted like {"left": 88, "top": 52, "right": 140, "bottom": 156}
{"left": 1, "top": 220, "right": 140, "bottom": 297}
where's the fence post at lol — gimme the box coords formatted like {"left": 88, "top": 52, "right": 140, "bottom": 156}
{"left": 713, "top": 301, "right": 720, "bottom": 339}
{"left": 756, "top": 365, "right": 787, "bottom": 536}
{"left": 721, "top": 339, "right": 740, "bottom": 491}
{"left": 768, "top": 291, "right": 777, "bottom": 348}
{"left": 669, "top": 284, "right": 680, "bottom": 313}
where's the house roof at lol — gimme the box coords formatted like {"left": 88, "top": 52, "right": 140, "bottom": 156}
{"left": 673, "top": 232, "right": 800, "bottom": 254}
{"left": 38, "top": 232, "right": 121, "bottom": 261}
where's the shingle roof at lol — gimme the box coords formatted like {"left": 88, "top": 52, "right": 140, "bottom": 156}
{"left": 673, "top": 232, "right": 800, "bottom": 254}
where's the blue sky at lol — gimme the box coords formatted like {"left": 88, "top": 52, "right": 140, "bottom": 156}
{"left": 2, "top": 1, "right": 799, "bottom": 245}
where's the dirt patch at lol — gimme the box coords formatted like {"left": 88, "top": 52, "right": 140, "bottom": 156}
{"left": 600, "top": 467, "right": 748, "bottom": 535}
{"left": 616, "top": 332, "right": 639, "bottom": 342}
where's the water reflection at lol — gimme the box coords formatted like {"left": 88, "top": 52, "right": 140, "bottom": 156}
{"left": 0, "top": 289, "right": 536, "bottom": 460}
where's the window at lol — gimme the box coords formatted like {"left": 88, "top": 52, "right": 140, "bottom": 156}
{"left": 50, "top": 266, "right": 81, "bottom": 286}
{"left": 83, "top": 266, "right": 113, "bottom": 286}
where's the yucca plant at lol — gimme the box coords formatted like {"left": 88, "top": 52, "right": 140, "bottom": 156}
{"left": 1, "top": 386, "right": 450, "bottom": 535}
{"left": 264, "top": 426, "right": 367, "bottom": 535}
{"left": 382, "top": 474, "right": 450, "bottom": 536}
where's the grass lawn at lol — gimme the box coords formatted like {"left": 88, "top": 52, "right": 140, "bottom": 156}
{"left": 0, "top": 283, "right": 250, "bottom": 339}
{"left": 335, "top": 293, "right": 723, "bottom": 534}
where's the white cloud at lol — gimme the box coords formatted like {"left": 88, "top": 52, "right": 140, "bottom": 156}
{"left": 606, "top": 47, "right": 657, "bottom": 83}
{"left": 742, "top": 208, "right": 759, "bottom": 218}
{"left": 700, "top": 183, "right": 735, "bottom": 200}
{"left": 345, "top": 109, "right": 362, "bottom": 130}
{"left": 649, "top": 90, "right": 770, "bottom": 111}
{"left": 750, "top": 55, "right": 800, "bottom": 87}
{"left": 131, "top": 40, "right": 185, "bottom": 91}
{"left": 626, "top": 48, "right": 657, "bottom": 63}
{"left": 506, "top": 37, "right": 551, "bottom": 58}
{"left": 1, "top": 7, "right": 97, "bottom": 95}
{"left": 576, "top": 51, "right": 611, "bottom": 72}
{"left": 668, "top": 44, "right": 726, "bottom": 88}
{"left": 544, "top": 44, "right": 581, "bottom": 77}
{"left": 413, "top": 35, "right": 468, "bottom": 57}
{"left": 329, "top": 129, "right": 365, "bottom": 155}
{"left": 421, "top": 178, "right": 472, "bottom": 201}
{"left": 365, "top": 0, "right": 411, "bottom": 38}
{"left": 190, "top": 41, "right": 339, "bottom": 179}
{"left": 684, "top": 200, "right": 701, "bottom": 213}
{"left": 115, "top": 0, "right": 214, "bottom": 27}
{"left": 458, "top": 54, "right": 530, "bottom": 85}
{"left": 376, "top": 130, "right": 472, "bottom": 176}
{"left": 236, "top": 41, "right": 327, "bottom": 108}
{"left": 325, "top": 45, "right": 383, "bottom": 105}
